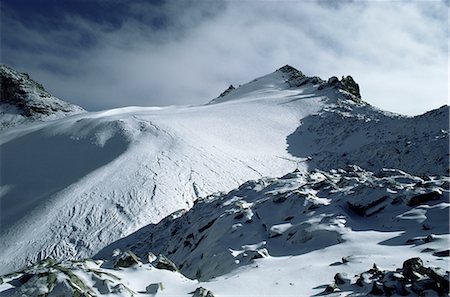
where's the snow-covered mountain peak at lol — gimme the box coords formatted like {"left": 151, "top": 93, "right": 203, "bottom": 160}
{"left": 0, "top": 64, "right": 85, "bottom": 129}
{"left": 210, "top": 65, "right": 364, "bottom": 105}
{"left": 0, "top": 64, "right": 448, "bottom": 296}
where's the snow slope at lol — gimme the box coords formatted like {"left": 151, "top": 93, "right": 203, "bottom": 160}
{"left": 0, "top": 66, "right": 325, "bottom": 274}
{"left": 0, "top": 64, "right": 448, "bottom": 284}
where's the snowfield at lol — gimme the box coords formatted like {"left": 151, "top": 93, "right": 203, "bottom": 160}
{"left": 0, "top": 65, "right": 448, "bottom": 296}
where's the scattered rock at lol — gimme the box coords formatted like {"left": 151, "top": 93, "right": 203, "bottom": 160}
{"left": 424, "top": 234, "right": 435, "bottom": 243}
{"left": 114, "top": 250, "right": 140, "bottom": 268}
{"left": 347, "top": 196, "right": 388, "bottom": 217}
{"left": 334, "top": 272, "right": 351, "bottom": 285}
{"left": 153, "top": 254, "right": 179, "bottom": 272}
{"left": 322, "top": 283, "right": 338, "bottom": 294}
{"left": 369, "top": 281, "right": 384, "bottom": 295}
{"left": 336, "top": 258, "right": 449, "bottom": 296}
{"left": 407, "top": 191, "right": 441, "bottom": 206}
{"left": 432, "top": 250, "right": 450, "bottom": 257}
{"left": 402, "top": 257, "right": 425, "bottom": 280}
{"left": 147, "top": 252, "right": 158, "bottom": 263}
{"left": 146, "top": 282, "right": 163, "bottom": 294}
{"left": 192, "top": 286, "right": 215, "bottom": 297}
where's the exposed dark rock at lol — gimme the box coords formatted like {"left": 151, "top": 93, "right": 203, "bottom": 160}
{"left": 347, "top": 196, "right": 388, "bottom": 217}
{"left": 338, "top": 258, "right": 449, "bottom": 296}
{"left": 340, "top": 75, "right": 360, "bottom": 98}
{"left": 407, "top": 191, "right": 441, "bottom": 206}
{"left": 114, "top": 250, "right": 140, "bottom": 268}
{"left": 192, "top": 286, "right": 215, "bottom": 297}
{"left": 17, "top": 273, "right": 34, "bottom": 284}
{"left": 334, "top": 272, "right": 351, "bottom": 285}
{"left": 153, "top": 254, "right": 179, "bottom": 272}
{"left": 276, "top": 65, "right": 313, "bottom": 87}
{"left": 218, "top": 85, "right": 235, "bottom": 98}
{"left": 146, "top": 282, "right": 163, "bottom": 294}
{"left": 0, "top": 64, "right": 84, "bottom": 129}
{"left": 318, "top": 75, "right": 361, "bottom": 100}
{"left": 369, "top": 281, "right": 385, "bottom": 295}
{"left": 402, "top": 257, "right": 425, "bottom": 280}
{"left": 432, "top": 250, "right": 450, "bottom": 257}
{"left": 322, "top": 282, "right": 338, "bottom": 294}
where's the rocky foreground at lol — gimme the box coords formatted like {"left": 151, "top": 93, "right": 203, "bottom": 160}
{"left": 2, "top": 165, "right": 448, "bottom": 296}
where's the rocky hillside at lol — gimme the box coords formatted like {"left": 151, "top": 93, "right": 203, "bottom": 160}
{"left": 0, "top": 65, "right": 85, "bottom": 129}
{"left": 2, "top": 165, "right": 448, "bottom": 296}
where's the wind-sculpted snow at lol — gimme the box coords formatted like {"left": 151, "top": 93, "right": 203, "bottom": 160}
{"left": 97, "top": 166, "right": 449, "bottom": 286}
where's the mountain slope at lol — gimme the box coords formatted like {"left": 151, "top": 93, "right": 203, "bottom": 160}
{"left": 2, "top": 166, "right": 448, "bottom": 296}
{"left": 0, "top": 64, "right": 85, "bottom": 129}
{"left": 0, "top": 65, "right": 448, "bottom": 279}
{"left": 0, "top": 66, "right": 325, "bottom": 274}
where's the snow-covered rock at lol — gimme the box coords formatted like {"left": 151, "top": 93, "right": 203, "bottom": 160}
{"left": 96, "top": 166, "right": 449, "bottom": 291}
{"left": 0, "top": 64, "right": 85, "bottom": 129}
{"left": 0, "top": 64, "right": 448, "bottom": 288}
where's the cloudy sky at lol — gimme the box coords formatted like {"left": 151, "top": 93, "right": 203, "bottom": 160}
{"left": 1, "top": 0, "right": 448, "bottom": 115}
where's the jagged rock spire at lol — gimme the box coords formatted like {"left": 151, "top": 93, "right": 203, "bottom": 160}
{"left": 319, "top": 75, "right": 361, "bottom": 100}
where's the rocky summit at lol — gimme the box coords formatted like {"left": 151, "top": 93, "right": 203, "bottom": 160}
{"left": 0, "top": 65, "right": 84, "bottom": 129}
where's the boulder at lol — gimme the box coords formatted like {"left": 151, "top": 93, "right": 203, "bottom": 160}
{"left": 334, "top": 272, "right": 351, "bottom": 286}
{"left": 114, "top": 250, "right": 140, "bottom": 268}
{"left": 146, "top": 282, "right": 163, "bottom": 294}
{"left": 402, "top": 257, "right": 425, "bottom": 280}
{"left": 192, "top": 286, "right": 215, "bottom": 297}
{"left": 407, "top": 191, "right": 441, "bottom": 206}
{"left": 153, "top": 254, "right": 179, "bottom": 272}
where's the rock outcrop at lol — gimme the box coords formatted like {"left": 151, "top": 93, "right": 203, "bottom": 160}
{"left": 0, "top": 64, "right": 85, "bottom": 129}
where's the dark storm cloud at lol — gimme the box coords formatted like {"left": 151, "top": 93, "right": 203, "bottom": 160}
{"left": 1, "top": 0, "right": 447, "bottom": 115}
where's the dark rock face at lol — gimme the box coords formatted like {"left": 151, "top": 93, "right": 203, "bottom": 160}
{"left": 408, "top": 191, "right": 441, "bottom": 206}
{"left": 340, "top": 75, "right": 361, "bottom": 99}
{"left": 276, "top": 64, "right": 318, "bottom": 88}
{"left": 277, "top": 64, "right": 305, "bottom": 78}
{"left": 153, "top": 254, "right": 179, "bottom": 272}
{"left": 318, "top": 75, "right": 362, "bottom": 100}
{"left": 218, "top": 85, "right": 235, "bottom": 98}
{"left": 0, "top": 64, "right": 84, "bottom": 124}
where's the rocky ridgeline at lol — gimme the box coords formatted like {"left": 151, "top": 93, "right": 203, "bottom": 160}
{"left": 217, "top": 84, "right": 235, "bottom": 98}
{"left": 96, "top": 165, "right": 449, "bottom": 282}
{"left": 0, "top": 250, "right": 215, "bottom": 297}
{"left": 0, "top": 64, "right": 84, "bottom": 129}
{"left": 277, "top": 64, "right": 361, "bottom": 100}
{"left": 324, "top": 257, "right": 449, "bottom": 296}
{"left": 287, "top": 98, "right": 449, "bottom": 177}
{"left": 214, "top": 64, "right": 361, "bottom": 102}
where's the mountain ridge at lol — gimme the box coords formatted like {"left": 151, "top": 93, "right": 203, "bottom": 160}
{"left": 0, "top": 64, "right": 85, "bottom": 129}
{"left": 0, "top": 65, "right": 448, "bottom": 297}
